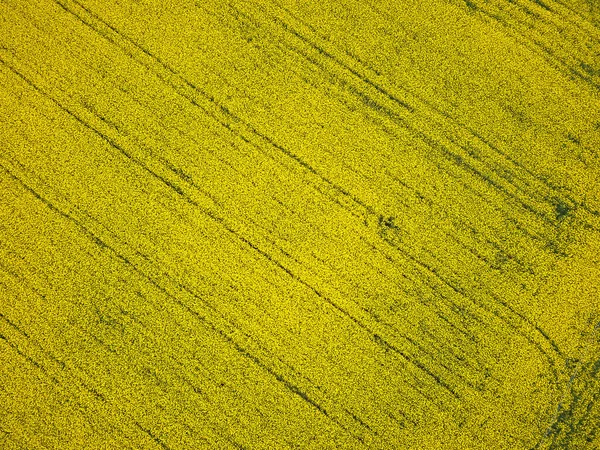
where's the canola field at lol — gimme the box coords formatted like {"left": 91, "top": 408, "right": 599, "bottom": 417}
{"left": 1, "top": 0, "right": 600, "bottom": 448}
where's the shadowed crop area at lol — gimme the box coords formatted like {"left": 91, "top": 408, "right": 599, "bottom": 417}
{"left": 1, "top": 0, "right": 599, "bottom": 448}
